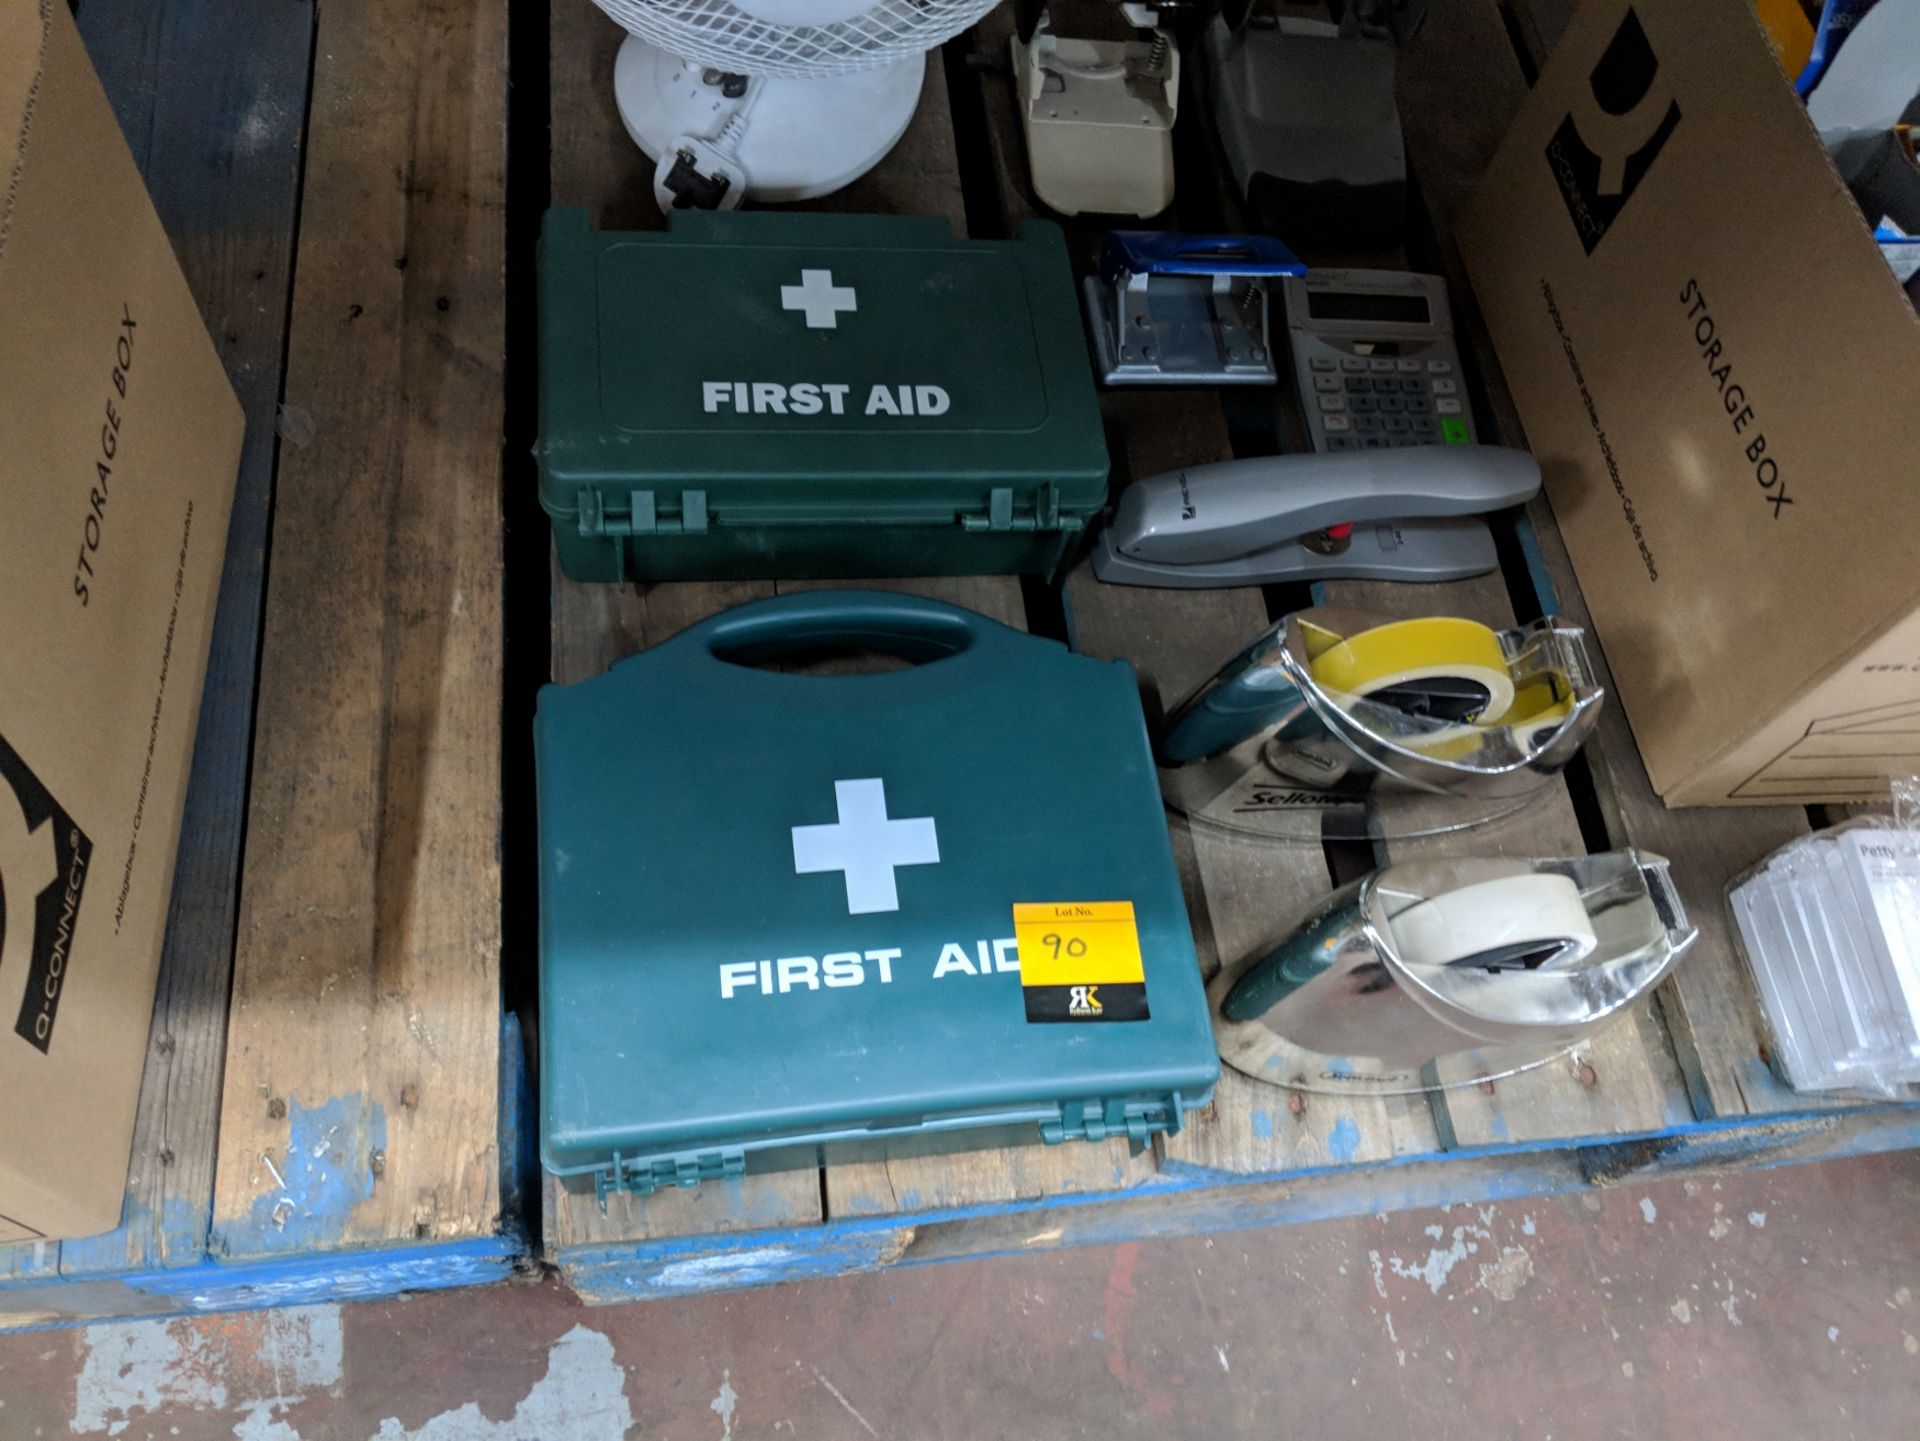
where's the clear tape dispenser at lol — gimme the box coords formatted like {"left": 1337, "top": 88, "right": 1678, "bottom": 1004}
{"left": 1157, "top": 607, "right": 1605, "bottom": 842}
{"left": 1212, "top": 850, "right": 1697, "bottom": 1094}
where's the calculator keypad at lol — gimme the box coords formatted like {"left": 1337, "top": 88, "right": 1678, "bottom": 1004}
{"left": 1320, "top": 364, "right": 1463, "bottom": 450}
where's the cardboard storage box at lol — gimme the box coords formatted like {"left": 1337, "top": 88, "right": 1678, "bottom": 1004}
{"left": 0, "top": 0, "right": 243, "bottom": 1240}
{"left": 1459, "top": 0, "right": 1920, "bottom": 806}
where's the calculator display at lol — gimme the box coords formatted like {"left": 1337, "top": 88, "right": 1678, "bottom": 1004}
{"left": 1306, "top": 290, "right": 1433, "bottom": 325}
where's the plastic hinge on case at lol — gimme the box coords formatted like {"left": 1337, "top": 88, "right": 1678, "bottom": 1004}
{"left": 1041, "top": 1100, "right": 1098, "bottom": 1145}
{"left": 579, "top": 489, "right": 719, "bottom": 539}
{"left": 593, "top": 1155, "right": 623, "bottom": 1208}
{"left": 594, "top": 1147, "right": 746, "bottom": 1206}
{"left": 962, "top": 499, "right": 1033, "bottom": 533}
{"left": 1040, "top": 1097, "right": 1175, "bottom": 1148}
{"left": 576, "top": 489, "right": 607, "bottom": 536}
{"left": 576, "top": 489, "right": 652, "bottom": 537}
{"left": 960, "top": 483, "right": 1061, "bottom": 534}
{"left": 682, "top": 489, "right": 709, "bottom": 534}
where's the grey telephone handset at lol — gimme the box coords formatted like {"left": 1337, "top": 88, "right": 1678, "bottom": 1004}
{"left": 1089, "top": 444, "right": 1540, "bottom": 587}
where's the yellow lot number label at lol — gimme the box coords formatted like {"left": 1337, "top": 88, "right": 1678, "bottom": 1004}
{"left": 1013, "top": 902, "right": 1149, "bottom": 1023}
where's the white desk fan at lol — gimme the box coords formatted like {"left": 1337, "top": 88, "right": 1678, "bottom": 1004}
{"left": 592, "top": 0, "right": 1004, "bottom": 209}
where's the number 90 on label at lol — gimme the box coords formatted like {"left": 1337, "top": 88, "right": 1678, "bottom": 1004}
{"left": 1013, "top": 901, "right": 1150, "bottom": 1024}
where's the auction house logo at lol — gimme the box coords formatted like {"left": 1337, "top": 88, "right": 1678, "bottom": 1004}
{"left": 1545, "top": 7, "right": 1681, "bottom": 254}
{"left": 0, "top": 734, "right": 91, "bottom": 1052}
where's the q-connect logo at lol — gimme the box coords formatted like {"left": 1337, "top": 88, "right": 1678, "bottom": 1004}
{"left": 0, "top": 735, "right": 92, "bottom": 1053}
{"left": 1544, "top": 7, "right": 1681, "bottom": 255}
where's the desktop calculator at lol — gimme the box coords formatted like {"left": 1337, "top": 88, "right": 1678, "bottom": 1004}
{"left": 1281, "top": 269, "right": 1474, "bottom": 453}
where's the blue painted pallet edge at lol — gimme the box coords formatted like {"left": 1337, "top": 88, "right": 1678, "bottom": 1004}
{"left": 0, "top": 1012, "right": 534, "bottom": 1334}
{"left": 556, "top": 1100, "right": 1920, "bottom": 1303}
{"left": 0, "top": 1234, "right": 527, "bottom": 1337}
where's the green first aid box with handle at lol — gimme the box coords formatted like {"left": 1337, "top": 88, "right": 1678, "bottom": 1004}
{"left": 537, "top": 208, "right": 1110, "bottom": 583}
{"left": 535, "top": 591, "right": 1217, "bottom": 1200}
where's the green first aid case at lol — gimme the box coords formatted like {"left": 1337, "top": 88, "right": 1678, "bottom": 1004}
{"left": 535, "top": 591, "right": 1217, "bottom": 1200}
{"left": 536, "top": 208, "right": 1109, "bottom": 583}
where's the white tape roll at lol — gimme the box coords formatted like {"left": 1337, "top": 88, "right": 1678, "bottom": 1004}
{"left": 1389, "top": 873, "right": 1598, "bottom": 970}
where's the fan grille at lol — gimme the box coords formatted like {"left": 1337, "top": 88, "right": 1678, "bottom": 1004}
{"left": 591, "top": 0, "right": 999, "bottom": 76}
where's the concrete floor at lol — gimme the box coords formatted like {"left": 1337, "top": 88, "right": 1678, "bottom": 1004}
{"left": 4, "top": 1151, "right": 1918, "bottom": 1439}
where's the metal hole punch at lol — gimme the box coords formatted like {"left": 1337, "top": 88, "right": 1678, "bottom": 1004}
{"left": 1083, "top": 231, "right": 1305, "bottom": 385}
{"left": 1209, "top": 850, "right": 1698, "bottom": 1094}
{"left": 1156, "top": 606, "right": 1606, "bottom": 842}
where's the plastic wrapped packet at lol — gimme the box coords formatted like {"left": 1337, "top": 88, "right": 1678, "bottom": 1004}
{"left": 1727, "top": 778, "right": 1920, "bottom": 1097}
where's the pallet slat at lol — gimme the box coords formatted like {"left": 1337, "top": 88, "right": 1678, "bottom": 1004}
{"left": 211, "top": 0, "right": 507, "bottom": 1262}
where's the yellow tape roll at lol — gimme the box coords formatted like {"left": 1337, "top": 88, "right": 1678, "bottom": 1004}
{"left": 1304, "top": 617, "right": 1516, "bottom": 726}
{"left": 1504, "top": 678, "right": 1577, "bottom": 749}
{"left": 1410, "top": 679, "right": 1578, "bottom": 762}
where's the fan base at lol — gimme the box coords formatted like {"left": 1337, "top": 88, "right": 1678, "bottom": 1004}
{"left": 614, "top": 35, "right": 925, "bottom": 206}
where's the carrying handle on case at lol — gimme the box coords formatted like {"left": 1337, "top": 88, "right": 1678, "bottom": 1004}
{"left": 690, "top": 590, "right": 1014, "bottom": 669}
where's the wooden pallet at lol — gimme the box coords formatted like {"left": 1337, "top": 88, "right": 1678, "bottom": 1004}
{"left": 8, "top": 0, "right": 1916, "bottom": 1332}
{"left": 542, "top": 0, "right": 1920, "bottom": 1304}
{"left": 0, "top": 0, "right": 527, "bottom": 1331}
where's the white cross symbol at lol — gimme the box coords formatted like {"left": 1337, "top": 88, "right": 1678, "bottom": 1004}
{"left": 791, "top": 778, "right": 939, "bottom": 915}
{"left": 780, "top": 268, "right": 858, "bottom": 330}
